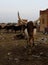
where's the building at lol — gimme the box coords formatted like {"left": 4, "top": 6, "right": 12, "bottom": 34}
{"left": 40, "top": 9, "right": 48, "bottom": 32}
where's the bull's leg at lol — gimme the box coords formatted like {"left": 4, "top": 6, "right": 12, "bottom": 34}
{"left": 7, "top": 30, "right": 9, "bottom": 33}
{"left": 29, "top": 36, "right": 34, "bottom": 47}
{"left": 15, "top": 31, "right": 16, "bottom": 33}
{"left": 15, "top": 30, "right": 16, "bottom": 33}
{"left": 32, "top": 37, "right": 34, "bottom": 46}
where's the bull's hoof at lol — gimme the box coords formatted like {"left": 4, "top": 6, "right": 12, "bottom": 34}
{"left": 33, "top": 43, "right": 35, "bottom": 46}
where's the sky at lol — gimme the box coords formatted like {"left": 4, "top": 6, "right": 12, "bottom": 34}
{"left": 0, "top": 0, "right": 48, "bottom": 23}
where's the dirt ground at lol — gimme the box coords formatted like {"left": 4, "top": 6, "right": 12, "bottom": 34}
{"left": 0, "top": 31, "right": 48, "bottom": 65}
